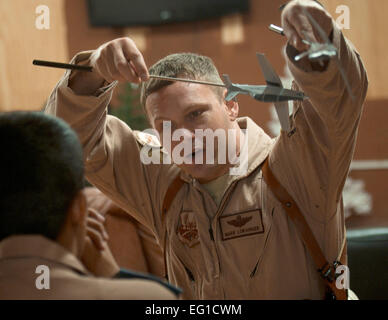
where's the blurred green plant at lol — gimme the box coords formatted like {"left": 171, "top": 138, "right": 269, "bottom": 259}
{"left": 108, "top": 83, "right": 148, "bottom": 131}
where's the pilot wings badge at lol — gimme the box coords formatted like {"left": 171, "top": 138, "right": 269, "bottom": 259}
{"left": 227, "top": 215, "right": 252, "bottom": 228}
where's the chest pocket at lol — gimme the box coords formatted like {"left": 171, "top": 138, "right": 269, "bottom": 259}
{"left": 216, "top": 168, "right": 275, "bottom": 278}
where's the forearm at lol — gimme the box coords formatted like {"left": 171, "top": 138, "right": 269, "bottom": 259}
{"left": 44, "top": 52, "right": 117, "bottom": 157}
{"left": 67, "top": 52, "right": 108, "bottom": 96}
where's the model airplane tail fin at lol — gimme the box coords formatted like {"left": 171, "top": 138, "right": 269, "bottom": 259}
{"left": 222, "top": 74, "right": 239, "bottom": 101}
{"left": 256, "top": 53, "right": 283, "bottom": 88}
{"left": 222, "top": 74, "right": 233, "bottom": 87}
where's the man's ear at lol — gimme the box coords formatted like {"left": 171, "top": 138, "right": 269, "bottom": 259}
{"left": 68, "top": 190, "right": 87, "bottom": 226}
{"left": 225, "top": 98, "right": 239, "bottom": 121}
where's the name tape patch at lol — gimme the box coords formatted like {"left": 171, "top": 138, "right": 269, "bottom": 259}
{"left": 219, "top": 209, "right": 264, "bottom": 241}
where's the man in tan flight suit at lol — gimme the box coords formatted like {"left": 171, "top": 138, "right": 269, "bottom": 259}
{"left": 45, "top": 0, "right": 368, "bottom": 299}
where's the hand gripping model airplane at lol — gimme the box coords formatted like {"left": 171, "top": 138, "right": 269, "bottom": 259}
{"left": 269, "top": 7, "right": 354, "bottom": 101}
{"left": 222, "top": 53, "right": 307, "bottom": 133}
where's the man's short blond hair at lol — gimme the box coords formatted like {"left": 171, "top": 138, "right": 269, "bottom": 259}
{"left": 140, "top": 53, "right": 224, "bottom": 115}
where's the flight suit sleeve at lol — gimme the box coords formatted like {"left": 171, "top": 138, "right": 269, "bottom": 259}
{"left": 44, "top": 52, "right": 171, "bottom": 240}
{"left": 269, "top": 23, "right": 368, "bottom": 224}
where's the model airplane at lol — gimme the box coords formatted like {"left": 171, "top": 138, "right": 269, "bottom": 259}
{"left": 222, "top": 53, "right": 306, "bottom": 132}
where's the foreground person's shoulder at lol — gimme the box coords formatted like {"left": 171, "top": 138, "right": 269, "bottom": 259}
{"left": 84, "top": 277, "right": 179, "bottom": 300}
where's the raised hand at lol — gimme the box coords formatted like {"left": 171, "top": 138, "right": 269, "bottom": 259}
{"left": 89, "top": 37, "right": 149, "bottom": 83}
{"left": 281, "top": 0, "right": 333, "bottom": 52}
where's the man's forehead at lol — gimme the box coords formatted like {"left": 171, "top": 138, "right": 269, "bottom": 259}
{"left": 145, "top": 82, "right": 216, "bottom": 119}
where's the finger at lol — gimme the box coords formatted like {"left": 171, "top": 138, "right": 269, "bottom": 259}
{"left": 115, "top": 56, "right": 142, "bottom": 83}
{"left": 122, "top": 39, "right": 149, "bottom": 81}
{"left": 129, "top": 60, "right": 143, "bottom": 83}
{"left": 293, "top": 13, "right": 319, "bottom": 44}
{"left": 88, "top": 208, "right": 105, "bottom": 223}
{"left": 104, "top": 47, "right": 127, "bottom": 83}
{"left": 110, "top": 44, "right": 140, "bottom": 83}
{"left": 86, "top": 227, "right": 106, "bottom": 251}
{"left": 86, "top": 217, "right": 109, "bottom": 240}
{"left": 95, "top": 58, "right": 115, "bottom": 83}
{"left": 92, "top": 47, "right": 116, "bottom": 83}
{"left": 114, "top": 51, "right": 140, "bottom": 83}
{"left": 282, "top": 17, "right": 308, "bottom": 52}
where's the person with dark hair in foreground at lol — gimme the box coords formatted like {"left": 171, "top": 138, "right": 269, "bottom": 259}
{"left": 0, "top": 111, "right": 180, "bottom": 299}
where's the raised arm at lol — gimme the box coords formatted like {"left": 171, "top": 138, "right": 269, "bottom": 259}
{"left": 269, "top": 0, "right": 368, "bottom": 224}
{"left": 45, "top": 38, "right": 170, "bottom": 238}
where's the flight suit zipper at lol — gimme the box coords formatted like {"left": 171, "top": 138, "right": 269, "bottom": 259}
{"left": 209, "top": 227, "right": 214, "bottom": 241}
{"left": 250, "top": 207, "right": 275, "bottom": 278}
{"left": 210, "top": 180, "right": 239, "bottom": 297}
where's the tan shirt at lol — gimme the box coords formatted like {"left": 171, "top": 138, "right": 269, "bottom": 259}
{"left": 201, "top": 173, "right": 235, "bottom": 207}
{"left": 0, "top": 235, "right": 177, "bottom": 300}
{"left": 45, "top": 25, "right": 368, "bottom": 299}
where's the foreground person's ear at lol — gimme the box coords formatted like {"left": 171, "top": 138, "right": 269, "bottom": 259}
{"left": 69, "top": 190, "right": 88, "bottom": 226}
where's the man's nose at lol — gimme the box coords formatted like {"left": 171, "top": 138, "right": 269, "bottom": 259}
{"left": 168, "top": 124, "right": 193, "bottom": 140}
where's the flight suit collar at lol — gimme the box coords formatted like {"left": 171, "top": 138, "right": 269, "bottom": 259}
{"left": 0, "top": 235, "right": 90, "bottom": 276}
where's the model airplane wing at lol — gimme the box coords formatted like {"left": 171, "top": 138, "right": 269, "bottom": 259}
{"left": 256, "top": 53, "right": 282, "bottom": 87}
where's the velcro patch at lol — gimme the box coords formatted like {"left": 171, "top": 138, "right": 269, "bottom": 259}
{"left": 133, "top": 130, "right": 161, "bottom": 148}
{"left": 219, "top": 209, "right": 264, "bottom": 241}
{"left": 177, "top": 211, "right": 200, "bottom": 248}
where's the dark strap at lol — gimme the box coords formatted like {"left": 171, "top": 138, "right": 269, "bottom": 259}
{"left": 162, "top": 175, "right": 185, "bottom": 222}
{"left": 161, "top": 175, "right": 185, "bottom": 280}
{"left": 114, "top": 268, "right": 182, "bottom": 296}
{"left": 261, "top": 157, "right": 347, "bottom": 300}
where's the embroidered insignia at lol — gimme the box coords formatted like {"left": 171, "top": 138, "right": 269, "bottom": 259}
{"left": 219, "top": 209, "right": 264, "bottom": 241}
{"left": 177, "top": 211, "right": 200, "bottom": 248}
{"left": 227, "top": 215, "right": 252, "bottom": 228}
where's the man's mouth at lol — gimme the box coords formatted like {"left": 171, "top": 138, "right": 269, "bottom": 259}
{"left": 184, "top": 149, "right": 203, "bottom": 163}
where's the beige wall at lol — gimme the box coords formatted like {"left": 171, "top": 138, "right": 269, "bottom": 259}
{"left": 0, "top": 0, "right": 68, "bottom": 111}
{"left": 322, "top": 0, "right": 388, "bottom": 99}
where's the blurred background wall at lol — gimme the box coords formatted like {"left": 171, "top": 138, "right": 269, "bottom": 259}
{"left": 0, "top": 0, "right": 387, "bottom": 230}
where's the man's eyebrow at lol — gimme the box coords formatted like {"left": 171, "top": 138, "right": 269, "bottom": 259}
{"left": 183, "top": 102, "right": 211, "bottom": 113}
{"left": 153, "top": 103, "right": 211, "bottom": 122}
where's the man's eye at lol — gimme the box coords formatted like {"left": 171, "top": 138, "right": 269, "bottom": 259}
{"left": 189, "top": 110, "right": 203, "bottom": 119}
